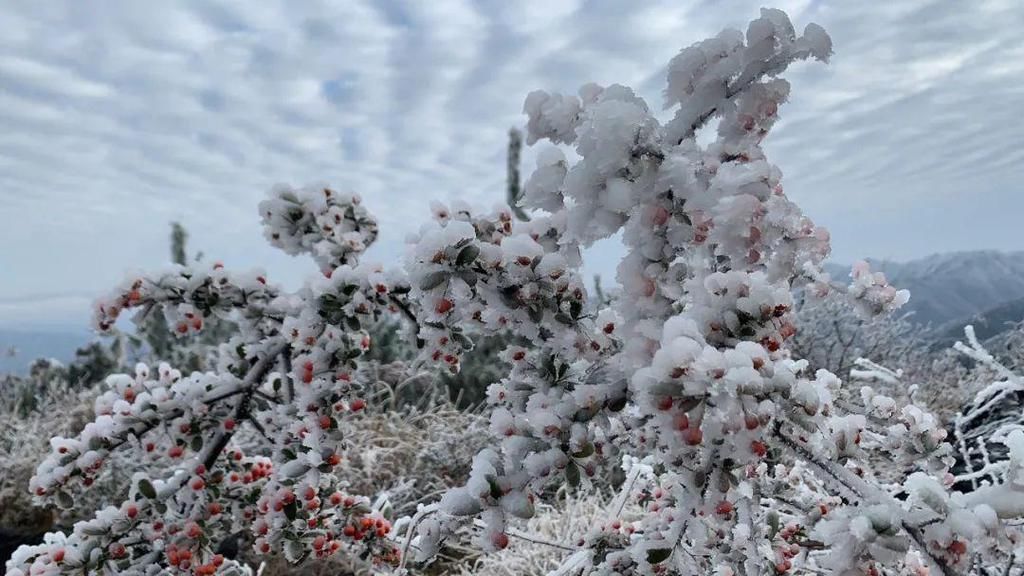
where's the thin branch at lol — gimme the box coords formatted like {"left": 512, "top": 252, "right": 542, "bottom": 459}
{"left": 471, "top": 519, "right": 576, "bottom": 552}
{"left": 202, "top": 344, "right": 284, "bottom": 470}
{"left": 280, "top": 347, "right": 294, "bottom": 403}
{"left": 388, "top": 294, "right": 425, "bottom": 348}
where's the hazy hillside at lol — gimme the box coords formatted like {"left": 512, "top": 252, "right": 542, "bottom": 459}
{"left": 826, "top": 250, "right": 1024, "bottom": 329}
{"left": 4, "top": 251, "right": 1024, "bottom": 376}
{"left": 0, "top": 329, "right": 91, "bottom": 375}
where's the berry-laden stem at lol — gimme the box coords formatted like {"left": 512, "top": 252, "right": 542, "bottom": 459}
{"left": 202, "top": 343, "right": 284, "bottom": 470}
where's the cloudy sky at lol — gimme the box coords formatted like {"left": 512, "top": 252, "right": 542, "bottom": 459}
{"left": 1, "top": 0, "right": 1022, "bottom": 330}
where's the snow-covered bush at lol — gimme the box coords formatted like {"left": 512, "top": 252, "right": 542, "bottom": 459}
{"left": 453, "top": 484, "right": 641, "bottom": 576}
{"left": 404, "top": 10, "right": 1020, "bottom": 576}
{"left": 8, "top": 9, "right": 1024, "bottom": 576}
{"left": 791, "top": 292, "right": 973, "bottom": 420}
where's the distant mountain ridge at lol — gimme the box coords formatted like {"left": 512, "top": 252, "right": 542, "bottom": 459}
{"left": 3, "top": 252, "right": 1024, "bottom": 376}
{"left": 826, "top": 250, "right": 1024, "bottom": 334}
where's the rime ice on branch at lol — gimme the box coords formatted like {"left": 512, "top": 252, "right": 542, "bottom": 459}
{"left": 407, "top": 9, "right": 1010, "bottom": 576}
{"left": 8, "top": 185, "right": 405, "bottom": 576}
{"left": 8, "top": 8, "right": 1023, "bottom": 576}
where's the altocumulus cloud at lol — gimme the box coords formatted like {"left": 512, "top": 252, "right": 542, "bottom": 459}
{"left": 1, "top": 0, "right": 1022, "bottom": 328}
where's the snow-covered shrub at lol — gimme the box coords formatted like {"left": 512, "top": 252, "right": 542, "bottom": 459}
{"left": 791, "top": 291, "right": 973, "bottom": 420}
{"left": 0, "top": 382, "right": 128, "bottom": 534}
{"left": 791, "top": 291, "right": 923, "bottom": 381}
{"left": 403, "top": 10, "right": 1020, "bottom": 576}
{"left": 8, "top": 9, "right": 1024, "bottom": 576}
{"left": 453, "top": 484, "right": 640, "bottom": 576}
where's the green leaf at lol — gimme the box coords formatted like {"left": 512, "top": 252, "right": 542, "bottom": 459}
{"left": 137, "top": 479, "right": 157, "bottom": 499}
{"left": 572, "top": 442, "right": 594, "bottom": 459}
{"left": 554, "top": 312, "right": 574, "bottom": 325}
{"left": 451, "top": 331, "right": 475, "bottom": 351}
{"left": 565, "top": 461, "right": 580, "bottom": 488}
{"left": 190, "top": 435, "right": 203, "bottom": 453}
{"left": 457, "top": 269, "right": 478, "bottom": 287}
{"left": 606, "top": 396, "right": 627, "bottom": 412}
{"left": 768, "top": 510, "right": 780, "bottom": 538}
{"left": 284, "top": 500, "right": 298, "bottom": 521}
{"left": 57, "top": 491, "right": 74, "bottom": 508}
{"left": 646, "top": 548, "right": 672, "bottom": 564}
{"left": 80, "top": 524, "right": 107, "bottom": 537}
{"left": 486, "top": 474, "right": 503, "bottom": 500}
{"left": 528, "top": 306, "right": 544, "bottom": 324}
{"left": 419, "top": 271, "right": 449, "bottom": 291}
{"left": 456, "top": 244, "right": 480, "bottom": 266}
{"left": 345, "top": 316, "right": 361, "bottom": 331}
{"left": 569, "top": 300, "right": 582, "bottom": 320}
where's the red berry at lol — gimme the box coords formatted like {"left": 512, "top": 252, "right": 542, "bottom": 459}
{"left": 191, "top": 478, "right": 205, "bottom": 491}
{"left": 224, "top": 418, "right": 236, "bottom": 431}
{"left": 684, "top": 427, "right": 703, "bottom": 446}
{"left": 125, "top": 504, "right": 138, "bottom": 519}
{"left": 492, "top": 532, "right": 510, "bottom": 550}
{"left": 52, "top": 548, "right": 65, "bottom": 562}
{"left": 715, "top": 500, "right": 733, "bottom": 515}
{"left": 674, "top": 413, "right": 689, "bottom": 431}
{"left": 168, "top": 446, "right": 184, "bottom": 458}
{"left": 751, "top": 441, "right": 767, "bottom": 457}
{"left": 656, "top": 397, "right": 673, "bottom": 411}
{"left": 319, "top": 415, "right": 332, "bottom": 430}
{"left": 651, "top": 206, "right": 670, "bottom": 226}
{"left": 350, "top": 399, "right": 365, "bottom": 412}
{"left": 435, "top": 298, "right": 454, "bottom": 314}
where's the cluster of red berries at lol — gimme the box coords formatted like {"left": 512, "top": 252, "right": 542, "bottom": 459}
{"left": 657, "top": 398, "right": 705, "bottom": 446}
{"left": 341, "top": 515, "right": 392, "bottom": 541}
{"left": 175, "top": 311, "right": 203, "bottom": 335}
{"left": 166, "top": 542, "right": 225, "bottom": 574}
{"left": 226, "top": 454, "right": 272, "bottom": 485}
{"left": 773, "top": 521, "right": 805, "bottom": 573}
